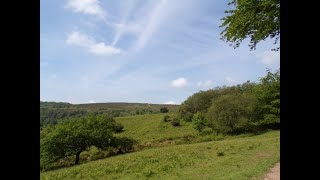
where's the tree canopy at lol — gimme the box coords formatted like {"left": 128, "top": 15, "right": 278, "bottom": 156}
{"left": 220, "top": 0, "right": 280, "bottom": 50}
{"left": 179, "top": 69, "right": 279, "bottom": 134}
{"left": 40, "top": 114, "right": 119, "bottom": 167}
{"left": 206, "top": 93, "right": 257, "bottom": 134}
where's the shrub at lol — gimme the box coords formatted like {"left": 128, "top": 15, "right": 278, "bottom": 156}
{"left": 206, "top": 93, "right": 257, "bottom": 134}
{"left": 160, "top": 107, "right": 169, "bottom": 113}
{"left": 163, "top": 115, "right": 170, "bottom": 122}
{"left": 171, "top": 118, "right": 180, "bottom": 127}
{"left": 192, "top": 112, "right": 206, "bottom": 132}
{"left": 113, "top": 122, "right": 124, "bottom": 133}
{"left": 112, "top": 137, "right": 137, "bottom": 154}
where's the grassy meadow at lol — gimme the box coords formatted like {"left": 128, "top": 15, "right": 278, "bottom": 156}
{"left": 41, "top": 113, "right": 279, "bottom": 179}
{"left": 41, "top": 130, "right": 279, "bottom": 179}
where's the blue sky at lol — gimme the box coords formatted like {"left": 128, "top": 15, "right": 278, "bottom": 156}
{"left": 40, "top": 0, "right": 280, "bottom": 105}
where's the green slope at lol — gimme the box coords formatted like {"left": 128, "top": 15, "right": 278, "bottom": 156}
{"left": 115, "top": 113, "right": 198, "bottom": 144}
{"left": 41, "top": 131, "right": 280, "bottom": 180}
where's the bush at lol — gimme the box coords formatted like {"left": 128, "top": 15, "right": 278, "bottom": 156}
{"left": 206, "top": 93, "right": 257, "bottom": 134}
{"left": 160, "top": 107, "right": 169, "bottom": 113}
{"left": 112, "top": 137, "right": 137, "bottom": 154}
{"left": 178, "top": 86, "right": 246, "bottom": 122}
{"left": 163, "top": 115, "right": 170, "bottom": 122}
{"left": 171, "top": 118, "right": 180, "bottom": 127}
{"left": 113, "top": 122, "right": 124, "bottom": 133}
{"left": 192, "top": 112, "right": 206, "bottom": 132}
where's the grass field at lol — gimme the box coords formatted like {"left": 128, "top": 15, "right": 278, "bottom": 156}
{"left": 115, "top": 113, "right": 198, "bottom": 144}
{"left": 40, "top": 130, "right": 279, "bottom": 180}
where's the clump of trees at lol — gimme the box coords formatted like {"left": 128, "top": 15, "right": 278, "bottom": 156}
{"left": 206, "top": 93, "right": 257, "bottom": 134}
{"left": 40, "top": 114, "right": 136, "bottom": 171}
{"left": 40, "top": 103, "right": 179, "bottom": 127}
{"left": 179, "top": 69, "right": 280, "bottom": 134}
{"left": 160, "top": 107, "right": 169, "bottom": 113}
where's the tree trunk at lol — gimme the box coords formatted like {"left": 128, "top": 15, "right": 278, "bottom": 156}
{"left": 75, "top": 151, "right": 81, "bottom": 165}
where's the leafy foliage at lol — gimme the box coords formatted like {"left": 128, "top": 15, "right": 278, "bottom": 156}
{"left": 162, "top": 115, "right": 171, "bottom": 122}
{"left": 178, "top": 69, "right": 279, "bottom": 134}
{"left": 252, "top": 69, "right": 280, "bottom": 128}
{"left": 178, "top": 90, "right": 219, "bottom": 121}
{"left": 40, "top": 114, "right": 121, "bottom": 168}
{"left": 171, "top": 118, "right": 180, "bottom": 127}
{"left": 192, "top": 112, "right": 206, "bottom": 132}
{"left": 113, "top": 122, "right": 124, "bottom": 133}
{"left": 112, "top": 137, "right": 137, "bottom": 154}
{"left": 160, "top": 107, "right": 169, "bottom": 113}
{"left": 220, "top": 0, "right": 280, "bottom": 50}
{"left": 178, "top": 83, "right": 253, "bottom": 122}
{"left": 206, "top": 93, "right": 257, "bottom": 134}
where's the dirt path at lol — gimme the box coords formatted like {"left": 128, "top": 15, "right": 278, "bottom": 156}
{"left": 263, "top": 162, "right": 280, "bottom": 180}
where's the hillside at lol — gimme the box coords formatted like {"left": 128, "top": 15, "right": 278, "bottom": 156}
{"left": 41, "top": 130, "right": 280, "bottom": 180}
{"left": 40, "top": 101, "right": 179, "bottom": 127}
{"left": 40, "top": 101, "right": 179, "bottom": 112}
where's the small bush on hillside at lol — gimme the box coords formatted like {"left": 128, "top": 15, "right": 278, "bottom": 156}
{"left": 171, "top": 118, "right": 180, "bottom": 127}
{"left": 163, "top": 115, "right": 171, "bottom": 122}
{"left": 192, "top": 112, "right": 206, "bottom": 132}
{"left": 160, "top": 107, "right": 169, "bottom": 113}
{"left": 113, "top": 122, "right": 124, "bottom": 133}
{"left": 112, "top": 137, "right": 137, "bottom": 154}
{"left": 178, "top": 111, "right": 193, "bottom": 122}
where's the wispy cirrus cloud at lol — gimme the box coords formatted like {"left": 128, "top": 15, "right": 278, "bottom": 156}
{"left": 66, "top": 0, "right": 106, "bottom": 19}
{"left": 66, "top": 31, "right": 121, "bottom": 55}
{"left": 133, "top": 0, "right": 169, "bottom": 51}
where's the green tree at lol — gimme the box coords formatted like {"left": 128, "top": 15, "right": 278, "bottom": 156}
{"left": 40, "top": 114, "right": 119, "bottom": 166}
{"left": 206, "top": 93, "right": 257, "bottom": 134}
{"left": 178, "top": 86, "right": 243, "bottom": 122}
{"left": 253, "top": 69, "right": 280, "bottom": 128}
{"left": 178, "top": 90, "right": 217, "bottom": 121}
{"left": 192, "top": 112, "right": 206, "bottom": 132}
{"left": 220, "top": 0, "right": 280, "bottom": 50}
{"left": 112, "top": 137, "right": 137, "bottom": 154}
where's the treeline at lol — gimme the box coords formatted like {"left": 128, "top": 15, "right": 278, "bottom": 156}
{"left": 40, "top": 102, "right": 179, "bottom": 127}
{"left": 178, "top": 69, "right": 280, "bottom": 134}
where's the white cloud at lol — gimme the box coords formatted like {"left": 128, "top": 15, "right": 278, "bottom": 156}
{"left": 171, "top": 77, "right": 187, "bottom": 88}
{"left": 89, "top": 43, "right": 121, "bottom": 55}
{"left": 163, "top": 101, "right": 176, "bottom": 105}
{"left": 88, "top": 100, "right": 96, "bottom": 103}
{"left": 66, "top": 0, "right": 105, "bottom": 19}
{"left": 225, "top": 76, "right": 237, "bottom": 85}
{"left": 197, "top": 80, "right": 213, "bottom": 87}
{"left": 66, "top": 31, "right": 121, "bottom": 55}
{"left": 257, "top": 51, "right": 280, "bottom": 66}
